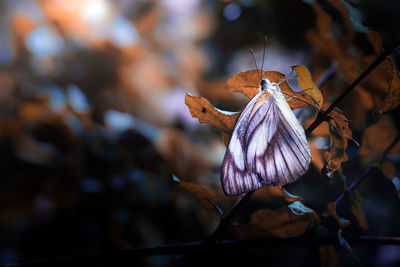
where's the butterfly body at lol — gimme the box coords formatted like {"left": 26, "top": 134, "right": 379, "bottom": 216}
{"left": 221, "top": 77, "right": 311, "bottom": 196}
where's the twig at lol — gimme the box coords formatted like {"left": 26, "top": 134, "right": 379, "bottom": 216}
{"left": 306, "top": 39, "right": 400, "bottom": 135}
{"left": 205, "top": 190, "right": 255, "bottom": 244}
{"left": 5, "top": 235, "right": 400, "bottom": 266}
{"left": 335, "top": 134, "right": 400, "bottom": 206}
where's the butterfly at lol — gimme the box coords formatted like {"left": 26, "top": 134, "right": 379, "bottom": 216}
{"left": 221, "top": 76, "right": 311, "bottom": 195}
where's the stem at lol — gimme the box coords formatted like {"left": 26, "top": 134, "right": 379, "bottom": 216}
{"left": 335, "top": 134, "right": 400, "bottom": 206}
{"left": 306, "top": 39, "right": 400, "bottom": 135}
{"left": 205, "top": 190, "right": 255, "bottom": 244}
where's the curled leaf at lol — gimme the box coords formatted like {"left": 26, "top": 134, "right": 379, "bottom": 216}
{"left": 326, "top": 111, "right": 354, "bottom": 173}
{"left": 288, "top": 201, "right": 320, "bottom": 223}
{"left": 185, "top": 93, "right": 239, "bottom": 133}
{"left": 291, "top": 65, "right": 324, "bottom": 108}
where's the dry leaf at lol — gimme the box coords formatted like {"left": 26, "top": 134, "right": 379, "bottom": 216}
{"left": 351, "top": 199, "right": 368, "bottom": 230}
{"left": 225, "top": 70, "right": 311, "bottom": 109}
{"left": 291, "top": 65, "right": 324, "bottom": 109}
{"left": 380, "top": 59, "right": 400, "bottom": 112}
{"left": 325, "top": 202, "right": 350, "bottom": 228}
{"left": 326, "top": 111, "right": 354, "bottom": 173}
{"left": 185, "top": 93, "right": 239, "bottom": 133}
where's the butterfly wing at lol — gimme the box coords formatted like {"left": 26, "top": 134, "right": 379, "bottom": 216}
{"left": 221, "top": 91, "right": 311, "bottom": 196}
{"left": 221, "top": 92, "right": 266, "bottom": 195}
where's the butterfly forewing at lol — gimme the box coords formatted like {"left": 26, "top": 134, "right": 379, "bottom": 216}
{"left": 221, "top": 83, "right": 311, "bottom": 196}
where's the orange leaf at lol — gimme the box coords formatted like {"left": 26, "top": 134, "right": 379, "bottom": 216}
{"left": 185, "top": 93, "right": 239, "bottom": 133}
{"left": 291, "top": 65, "right": 324, "bottom": 109}
{"left": 380, "top": 58, "right": 400, "bottom": 112}
{"left": 226, "top": 70, "right": 311, "bottom": 109}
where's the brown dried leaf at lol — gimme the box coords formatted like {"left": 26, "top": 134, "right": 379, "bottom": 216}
{"left": 176, "top": 179, "right": 217, "bottom": 210}
{"left": 225, "top": 70, "right": 310, "bottom": 109}
{"left": 351, "top": 200, "right": 368, "bottom": 230}
{"left": 380, "top": 59, "right": 400, "bottom": 112}
{"left": 319, "top": 245, "right": 341, "bottom": 267}
{"left": 325, "top": 202, "right": 350, "bottom": 228}
{"left": 326, "top": 111, "right": 354, "bottom": 173}
{"left": 359, "top": 120, "right": 400, "bottom": 158}
{"left": 291, "top": 65, "right": 324, "bottom": 109}
{"left": 185, "top": 93, "right": 239, "bottom": 133}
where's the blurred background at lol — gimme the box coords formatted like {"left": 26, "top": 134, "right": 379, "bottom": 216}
{"left": 0, "top": 0, "right": 400, "bottom": 266}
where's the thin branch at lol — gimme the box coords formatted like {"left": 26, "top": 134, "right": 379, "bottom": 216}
{"left": 205, "top": 190, "right": 255, "bottom": 244}
{"left": 5, "top": 235, "right": 400, "bottom": 266}
{"left": 306, "top": 39, "right": 400, "bottom": 135}
{"left": 335, "top": 134, "right": 400, "bottom": 206}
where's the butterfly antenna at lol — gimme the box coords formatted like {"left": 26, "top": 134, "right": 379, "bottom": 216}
{"left": 261, "top": 36, "right": 267, "bottom": 77}
{"left": 249, "top": 48, "right": 261, "bottom": 80}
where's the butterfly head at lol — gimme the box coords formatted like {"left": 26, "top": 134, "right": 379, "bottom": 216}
{"left": 260, "top": 78, "right": 278, "bottom": 93}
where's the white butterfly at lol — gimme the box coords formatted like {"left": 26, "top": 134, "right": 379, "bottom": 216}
{"left": 221, "top": 77, "right": 311, "bottom": 195}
